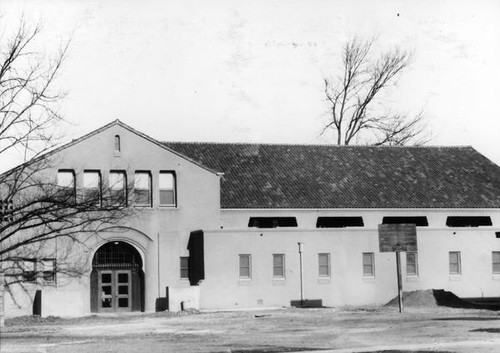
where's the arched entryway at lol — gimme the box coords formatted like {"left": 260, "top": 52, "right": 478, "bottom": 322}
{"left": 90, "top": 241, "right": 144, "bottom": 313}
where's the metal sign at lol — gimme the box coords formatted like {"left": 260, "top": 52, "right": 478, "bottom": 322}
{"left": 378, "top": 224, "right": 418, "bottom": 253}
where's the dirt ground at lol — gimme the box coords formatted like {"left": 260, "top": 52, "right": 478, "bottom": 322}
{"left": 1, "top": 306, "right": 500, "bottom": 353}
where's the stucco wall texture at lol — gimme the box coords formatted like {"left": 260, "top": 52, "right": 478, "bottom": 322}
{"left": 3, "top": 122, "right": 500, "bottom": 317}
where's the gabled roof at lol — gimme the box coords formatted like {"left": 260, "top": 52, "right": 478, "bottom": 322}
{"left": 163, "top": 142, "right": 500, "bottom": 209}
{"left": 1, "top": 120, "right": 219, "bottom": 177}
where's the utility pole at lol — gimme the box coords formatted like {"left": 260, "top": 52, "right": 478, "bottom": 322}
{"left": 298, "top": 242, "right": 304, "bottom": 306}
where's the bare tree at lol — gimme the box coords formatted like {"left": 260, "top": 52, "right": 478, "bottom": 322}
{"left": 0, "top": 20, "right": 131, "bottom": 295}
{"left": 323, "top": 37, "right": 428, "bottom": 146}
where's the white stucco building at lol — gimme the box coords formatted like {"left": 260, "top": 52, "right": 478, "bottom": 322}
{"left": 2, "top": 120, "right": 500, "bottom": 317}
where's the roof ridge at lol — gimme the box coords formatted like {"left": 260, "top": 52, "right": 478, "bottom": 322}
{"left": 162, "top": 141, "right": 473, "bottom": 149}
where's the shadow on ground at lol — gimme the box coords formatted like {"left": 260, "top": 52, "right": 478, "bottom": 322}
{"left": 434, "top": 317, "right": 500, "bottom": 321}
{"left": 470, "top": 328, "right": 500, "bottom": 333}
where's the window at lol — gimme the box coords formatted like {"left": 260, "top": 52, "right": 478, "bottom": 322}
{"left": 446, "top": 216, "right": 492, "bottom": 227}
{"left": 83, "top": 171, "right": 101, "bottom": 206}
{"left": 406, "top": 252, "right": 418, "bottom": 276}
{"left": 273, "top": 254, "right": 285, "bottom": 278}
{"left": 40, "top": 259, "right": 56, "bottom": 283}
{"left": 239, "top": 254, "right": 251, "bottom": 279}
{"left": 159, "top": 172, "right": 176, "bottom": 206}
{"left": 449, "top": 251, "right": 461, "bottom": 275}
{"left": 57, "top": 170, "right": 75, "bottom": 203}
{"left": 316, "top": 217, "right": 364, "bottom": 228}
{"left": 109, "top": 171, "right": 127, "bottom": 206}
{"left": 114, "top": 135, "right": 121, "bottom": 152}
{"left": 1, "top": 199, "right": 13, "bottom": 223}
{"left": 20, "top": 259, "right": 37, "bottom": 282}
{"left": 382, "top": 217, "right": 428, "bottom": 227}
{"left": 180, "top": 256, "right": 189, "bottom": 279}
{"left": 493, "top": 252, "right": 500, "bottom": 274}
{"left": 2, "top": 258, "right": 56, "bottom": 284}
{"left": 318, "top": 253, "right": 330, "bottom": 277}
{"left": 248, "top": 217, "right": 297, "bottom": 228}
{"left": 362, "top": 253, "right": 375, "bottom": 277}
{"left": 134, "top": 171, "right": 152, "bottom": 206}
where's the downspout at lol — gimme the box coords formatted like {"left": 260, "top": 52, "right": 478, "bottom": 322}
{"left": 157, "top": 233, "right": 160, "bottom": 298}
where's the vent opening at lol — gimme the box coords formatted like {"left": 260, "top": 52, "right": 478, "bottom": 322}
{"left": 446, "top": 216, "right": 492, "bottom": 227}
{"left": 382, "top": 217, "right": 429, "bottom": 227}
{"left": 248, "top": 217, "right": 297, "bottom": 228}
{"left": 316, "top": 217, "right": 364, "bottom": 228}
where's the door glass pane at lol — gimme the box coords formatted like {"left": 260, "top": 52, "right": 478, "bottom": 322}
{"left": 102, "top": 285, "right": 112, "bottom": 295}
{"left": 102, "top": 297, "right": 112, "bottom": 308}
{"left": 102, "top": 273, "right": 112, "bottom": 283}
{"left": 118, "top": 285, "right": 128, "bottom": 295}
{"left": 118, "top": 273, "right": 129, "bottom": 283}
{"left": 118, "top": 298, "right": 128, "bottom": 307}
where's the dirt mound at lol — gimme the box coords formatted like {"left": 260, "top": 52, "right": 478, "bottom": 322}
{"left": 385, "top": 290, "right": 437, "bottom": 308}
{"left": 385, "top": 289, "right": 476, "bottom": 309}
{"left": 5, "top": 315, "right": 63, "bottom": 326}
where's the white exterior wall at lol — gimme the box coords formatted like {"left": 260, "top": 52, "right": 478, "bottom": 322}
{"left": 3, "top": 123, "right": 221, "bottom": 317}
{"left": 4, "top": 123, "right": 500, "bottom": 317}
{"left": 197, "top": 208, "right": 500, "bottom": 310}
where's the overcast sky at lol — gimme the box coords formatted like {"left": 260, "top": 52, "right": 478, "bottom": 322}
{"left": 3, "top": 0, "right": 500, "bottom": 170}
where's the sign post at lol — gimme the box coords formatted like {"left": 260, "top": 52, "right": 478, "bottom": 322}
{"left": 378, "top": 224, "right": 417, "bottom": 313}
{"left": 395, "top": 250, "right": 403, "bottom": 313}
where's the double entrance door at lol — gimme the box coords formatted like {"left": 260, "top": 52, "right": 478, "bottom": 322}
{"left": 98, "top": 270, "right": 132, "bottom": 312}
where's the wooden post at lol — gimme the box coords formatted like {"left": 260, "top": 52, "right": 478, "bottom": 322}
{"left": 396, "top": 251, "right": 404, "bottom": 313}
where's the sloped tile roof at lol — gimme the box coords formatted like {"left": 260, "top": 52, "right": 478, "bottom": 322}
{"left": 163, "top": 142, "right": 500, "bottom": 209}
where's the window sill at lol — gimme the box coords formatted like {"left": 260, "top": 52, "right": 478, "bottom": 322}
{"left": 272, "top": 278, "right": 286, "bottom": 285}
{"left": 405, "top": 276, "right": 419, "bottom": 282}
{"left": 317, "top": 277, "right": 331, "bottom": 284}
{"left": 238, "top": 278, "right": 252, "bottom": 286}
{"left": 159, "top": 205, "right": 178, "bottom": 209}
{"left": 449, "top": 275, "right": 462, "bottom": 281}
{"left": 113, "top": 151, "right": 122, "bottom": 157}
{"left": 492, "top": 274, "right": 500, "bottom": 281}
{"left": 362, "top": 276, "right": 376, "bottom": 283}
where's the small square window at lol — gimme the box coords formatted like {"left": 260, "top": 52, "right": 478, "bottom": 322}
{"left": 449, "top": 251, "right": 461, "bottom": 275}
{"left": 239, "top": 254, "right": 251, "bottom": 279}
{"left": 406, "top": 252, "right": 418, "bottom": 276}
{"left": 362, "top": 253, "right": 375, "bottom": 277}
{"left": 180, "top": 257, "right": 189, "bottom": 279}
{"left": 318, "top": 253, "right": 330, "bottom": 277}
{"left": 83, "top": 171, "right": 101, "bottom": 206}
{"left": 134, "top": 172, "right": 152, "bottom": 206}
{"left": 109, "top": 171, "right": 127, "bottom": 206}
{"left": 40, "top": 259, "right": 56, "bottom": 283}
{"left": 493, "top": 252, "right": 500, "bottom": 274}
{"left": 19, "top": 259, "right": 37, "bottom": 282}
{"left": 273, "top": 254, "right": 285, "bottom": 278}
{"left": 159, "top": 172, "right": 176, "bottom": 206}
{"left": 57, "top": 170, "right": 75, "bottom": 203}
